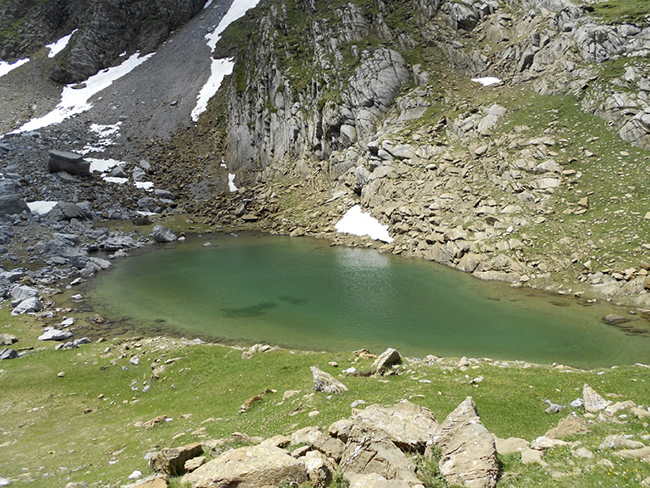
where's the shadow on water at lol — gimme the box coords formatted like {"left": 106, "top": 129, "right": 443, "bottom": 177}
{"left": 278, "top": 295, "right": 308, "bottom": 305}
{"left": 221, "top": 302, "right": 279, "bottom": 318}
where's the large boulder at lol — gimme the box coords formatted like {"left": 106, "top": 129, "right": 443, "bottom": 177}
{"left": 583, "top": 384, "right": 611, "bottom": 413}
{"left": 341, "top": 400, "right": 437, "bottom": 453}
{"left": 12, "top": 297, "right": 44, "bottom": 315}
{"left": 0, "top": 348, "right": 18, "bottom": 360}
{"left": 38, "top": 327, "right": 73, "bottom": 341}
{"left": 48, "top": 151, "right": 90, "bottom": 176}
{"left": 432, "top": 397, "right": 498, "bottom": 488}
{"left": 181, "top": 444, "right": 308, "bottom": 488}
{"left": 370, "top": 348, "right": 402, "bottom": 375}
{"left": 152, "top": 225, "right": 177, "bottom": 243}
{"left": 0, "top": 193, "right": 29, "bottom": 216}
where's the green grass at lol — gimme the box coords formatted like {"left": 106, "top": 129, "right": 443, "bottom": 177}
{"left": 1, "top": 311, "right": 650, "bottom": 487}
{"left": 591, "top": 0, "right": 650, "bottom": 25}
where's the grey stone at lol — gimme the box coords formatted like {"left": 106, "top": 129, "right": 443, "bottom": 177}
{"left": 0, "top": 194, "right": 29, "bottom": 216}
{"left": 150, "top": 442, "right": 204, "bottom": 476}
{"left": 583, "top": 384, "right": 611, "bottom": 413}
{"left": 154, "top": 189, "right": 175, "bottom": 200}
{"left": 48, "top": 151, "right": 90, "bottom": 176}
{"left": 0, "top": 348, "right": 18, "bottom": 360}
{"left": 38, "top": 327, "right": 73, "bottom": 341}
{"left": 12, "top": 297, "right": 44, "bottom": 315}
{"left": 152, "top": 225, "right": 177, "bottom": 243}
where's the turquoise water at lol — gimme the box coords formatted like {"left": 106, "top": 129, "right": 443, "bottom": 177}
{"left": 86, "top": 233, "right": 650, "bottom": 368}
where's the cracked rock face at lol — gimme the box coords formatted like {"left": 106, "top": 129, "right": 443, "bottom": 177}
{"left": 432, "top": 396, "right": 498, "bottom": 488}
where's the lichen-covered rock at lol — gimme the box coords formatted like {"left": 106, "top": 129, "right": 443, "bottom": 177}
{"left": 432, "top": 396, "right": 498, "bottom": 488}
{"left": 583, "top": 384, "right": 611, "bottom": 413}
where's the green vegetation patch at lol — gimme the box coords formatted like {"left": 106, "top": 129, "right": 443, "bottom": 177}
{"left": 591, "top": 0, "right": 650, "bottom": 25}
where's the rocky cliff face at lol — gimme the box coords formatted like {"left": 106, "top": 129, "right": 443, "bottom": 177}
{"left": 0, "top": 0, "right": 207, "bottom": 83}
{"left": 202, "top": 0, "right": 650, "bottom": 306}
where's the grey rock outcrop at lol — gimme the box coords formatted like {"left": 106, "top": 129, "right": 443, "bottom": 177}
{"left": 181, "top": 444, "right": 308, "bottom": 488}
{"left": 12, "top": 297, "right": 44, "bottom": 315}
{"left": 370, "top": 348, "right": 402, "bottom": 376}
{"left": 432, "top": 397, "right": 498, "bottom": 488}
{"left": 0, "top": 348, "right": 18, "bottom": 360}
{"left": 38, "top": 327, "right": 73, "bottom": 341}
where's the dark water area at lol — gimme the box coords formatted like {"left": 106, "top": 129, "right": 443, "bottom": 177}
{"left": 85, "top": 233, "right": 650, "bottom": 368}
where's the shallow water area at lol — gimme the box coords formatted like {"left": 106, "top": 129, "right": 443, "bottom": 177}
{"left": 86, "top": 233, "right": 650, "bottom": 368}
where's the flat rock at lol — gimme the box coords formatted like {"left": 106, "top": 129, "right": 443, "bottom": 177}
{"left": 0, "top": 334, "right": 17, "bottom": 346}
{"left": 530, "top": 436, "right": 569, "bottom": 450}
{"left": 344, "top": 472, "right": 411, "bottom": 488}
{"left": 602, "top": 314, "right": 630, "bottom": 325}
{"left": 311, "top": 366, "right": 348, "bottom": 394}
{"left": 12, "top": 297, "right": 44, "bottom": 315}
{"left": 614, "top": 446, "right": 650, "bottom": 462}
{"left": 345, "top": 400, "right": 437, "bottom": 452}
{"left": 599, "top": 435, "right": 645, "bottom": 450}
{"left": 432, "top": 396, "right": 498, "bottom": 488}
{"left": 494, "top": 437, "right": 528, "bottom": 455}
{"left": 181, "top": 444, "right": 308, "bottom": 488}
{"left": 521, "top": 448, "right": 546, "bottom": 466}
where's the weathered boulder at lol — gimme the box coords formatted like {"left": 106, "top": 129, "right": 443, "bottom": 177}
{"left": 152, "top": 225, "right": 177, "bottom": 243}
{"left": 181, "top": 444, "right": 308, "bottom": 488}
{"left": 337, "top": 423, "right": 422, "bottom": 486}
{"left": 48, "top": 202, "right": 89, "bottom": 221}
{"left": 371, "top": 348, "right": 402, "bottom": 375}
{"left": 494, "top": 437, "right": 528, "bottom": 456}
{"left": 343, "top": 400, "right": 437, "bottom": 452}
{"left": 583, "top": 384, "right": 611, "bottom": 413}
{"left": 150, "top": 442, "right": 204, "bottom": 476}
{"left": 599, "top": 435, "right": 645, "bottom": 450}
{"left": 432, "top": 396, "right": 498, "bottom": 488}
{"left": 301, "top": 450, "right": 336, "bottom": 488}
{"left": 311, "top": 366, "right": 348, "bottom": 394}
{"left": 12, "top": 297, "right": 44, "bottom": 315}
{"left": 48, "top": 151, "right": 90, "bottom": 176}
{"left": 10, "top": 285, "right": 38, "bottom": 306}
{"left": 38, "top": 327, "right": 73, "bottom": 341}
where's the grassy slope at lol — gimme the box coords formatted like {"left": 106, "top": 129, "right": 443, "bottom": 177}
{"left": 1, "top": 313, "right": 650, "bottom": 487}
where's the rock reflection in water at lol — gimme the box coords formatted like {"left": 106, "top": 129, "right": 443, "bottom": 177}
{"left": 221, "top": 301, "right": 278, "bottom": 318}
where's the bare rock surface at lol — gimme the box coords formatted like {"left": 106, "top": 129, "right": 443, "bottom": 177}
{"left": 181, "top": 444, "right": 308, "bottom": 488}
{"left": 432, "top": 396, "right": 498, "bottom": 488}
{"left": 150, "top": 442, "right": 204, "bottom": 476}
{"left": 311, "top": 366, "right": 348, "bottom": 394}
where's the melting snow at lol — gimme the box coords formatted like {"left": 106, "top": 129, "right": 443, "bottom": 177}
{"left": 191, "top": 58, "right": 234, "bottom": 121}
{"left": 335, "top": 205, "right": 393, "bottom": 243}
{"left": 135, "top": 182, "right": 154, "bottom": 191}
{"left": 46, "top": 30, "right": 77, "bottom": 58}
{"left": 471, "top": 77, "right": 501, "bottom": 86}
{"left": 228, "top": 173, "right": 238, "bottom": 192}
{"left": 27, "top": 201, "right": 58, "bottom": 215}
{"left": 103, "top": 176, "right": 128, "bottom": 185}
{"left": 88, "top": 158, "right": 124, "bottom": 173}
{"left": 11, "top": 52, "right": 154, "bottom": 134}
{"left": 80, "top": 122, "right": 122, "bottom": 154}
{"left": 0, "top": 58, "right": 29, "bottom": 79}
{"left": 191, "top": 0, "right": 261, "bottom": 121}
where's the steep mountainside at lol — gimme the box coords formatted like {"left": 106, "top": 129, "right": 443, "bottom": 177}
{"left": 172, "top": 0, "right": 650, "bottom": 306}
{"left": 0, "top": 0, "right": 206, "bottom": 83}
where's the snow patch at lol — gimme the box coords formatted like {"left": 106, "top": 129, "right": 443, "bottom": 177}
{"left": 335, "top": 205, "right": 393, "bottom": 243}
{"left": 102, "top": 176, "right": 128, "bottom": 185}
{"left": 228, "top": 173, "right": 238, "bottom": 192}
{"left": 11, "top": 52, "right": 154, "bottom": 134}
{"left": 0, "top": 58, "right": 29, "bottom": 79}
{"left": 46, "top": 30, "right": 77, "bottom": 58}
{"left": 206, "top": 0, "right": 261, "bottom": 52}
{"left": 27, "top": 201, "right": 58, "bottom": 215}
{"left": 135, "top": 182, "right": 154, "bottom": 191}
{"left": 191, "top": 0, "right": 261, "bottom": 121}
{"left": 471, "top": 77, "right": 501, "bottom": 86}
{"left": 80, "top": 122, "right": 122, "bottom": 154}
{"left": 88, "top": 158, "right": 124, "bottom": 174}
{"left": 191, "top": 58, "right": 234, "bottom": 121}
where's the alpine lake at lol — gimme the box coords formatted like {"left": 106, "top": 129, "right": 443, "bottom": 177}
{"left": 83, "top": 232, "right": 650, "bottom": 369}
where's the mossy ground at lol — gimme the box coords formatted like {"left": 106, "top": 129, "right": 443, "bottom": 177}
{"left": 1, "top": 310, "right": 650, "bottom": 487}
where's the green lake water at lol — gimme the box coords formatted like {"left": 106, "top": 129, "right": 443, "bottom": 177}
{"left": 86, "top": 233, "right": 650, "bottom": 368}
